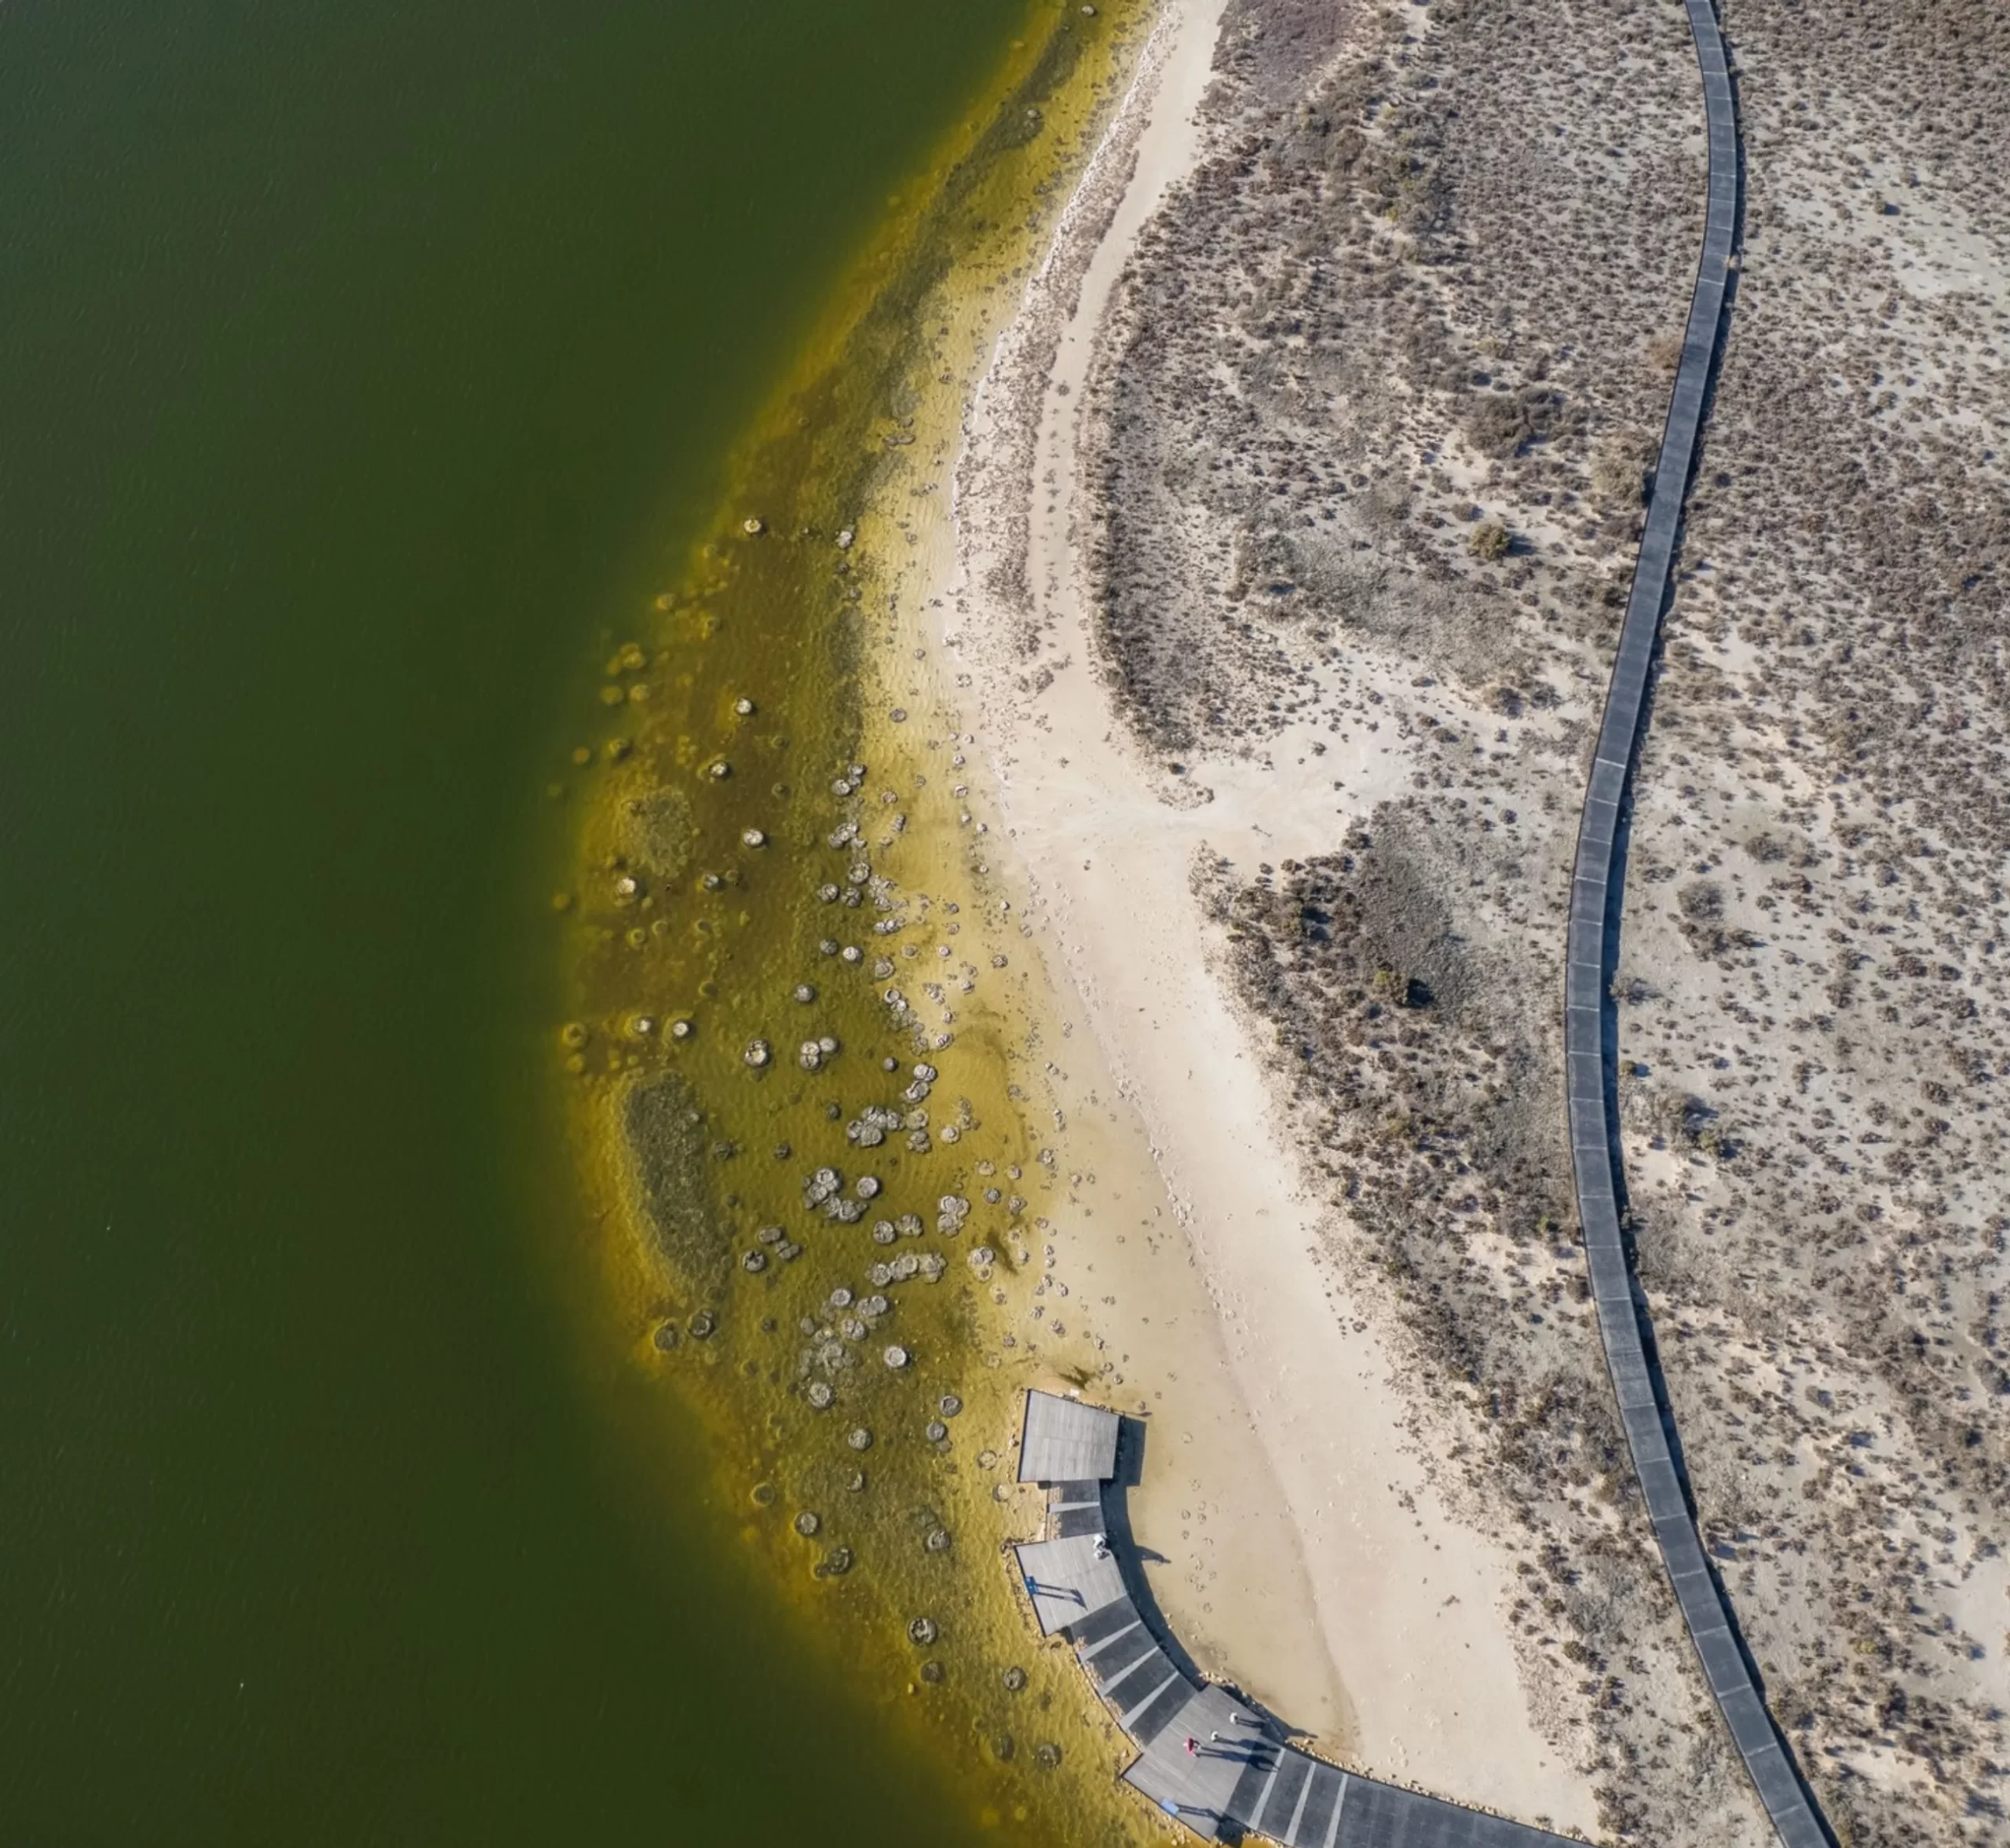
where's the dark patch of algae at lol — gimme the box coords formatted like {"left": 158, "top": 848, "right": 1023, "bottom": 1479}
{"left": 549, "top": 4, "right": 1168, "bottom": 1843}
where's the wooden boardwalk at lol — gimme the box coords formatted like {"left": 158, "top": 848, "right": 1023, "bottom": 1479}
{"left": 1012, "top": 1393, "right": 1581, "bottom": 1846}
{"left": 1561, "top": 5, "right": 1829, "bottom": 1846}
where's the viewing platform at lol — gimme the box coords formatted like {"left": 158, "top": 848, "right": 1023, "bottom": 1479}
{"left": 1010, "top": 1390, "right": 1583, "bottom": 1847}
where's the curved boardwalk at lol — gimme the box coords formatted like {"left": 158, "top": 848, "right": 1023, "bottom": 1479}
{"left": 1562, "top": 5, "right": 1828, "bottom": 1846}
{"left": 1013, "top": 1392, "right": 1578, "bottom": 1846}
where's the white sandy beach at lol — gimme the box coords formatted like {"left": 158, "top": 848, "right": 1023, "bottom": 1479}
{"left": 875, "top": 0, "right": 1606, "bottom": 1832}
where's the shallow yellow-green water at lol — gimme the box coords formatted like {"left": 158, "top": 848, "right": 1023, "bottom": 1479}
{"left": 548, "top": 4, "right": 1173, "bottom": 1842}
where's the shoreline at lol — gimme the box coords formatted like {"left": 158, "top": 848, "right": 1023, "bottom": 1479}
{"left": 854, "top": 0, "right": 1359, "bottom": 1751}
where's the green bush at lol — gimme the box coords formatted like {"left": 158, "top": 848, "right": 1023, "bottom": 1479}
{"left": 1469, "top": 520, "right": 1511, "bottom": 561}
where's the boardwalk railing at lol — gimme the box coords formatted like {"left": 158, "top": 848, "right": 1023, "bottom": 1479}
{"left": 1562, "top": 5, "right": 1829, "bottom": 1846}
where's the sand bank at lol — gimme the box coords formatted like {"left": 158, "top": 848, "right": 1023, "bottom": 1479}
{"left": 894, "top": 0, "right": 1601, "bottom": 1829}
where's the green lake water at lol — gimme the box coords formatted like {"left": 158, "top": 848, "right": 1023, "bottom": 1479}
{"left": 0, "top": 3, "right": 1040, "bottom": 1842}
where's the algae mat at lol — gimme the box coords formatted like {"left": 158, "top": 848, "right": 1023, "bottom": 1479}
{"left": 550, "top": 2, "right": 1170, "bottom": 1843}
{"left": 0, "top": 1, "right": 1108, "bottom": 1843}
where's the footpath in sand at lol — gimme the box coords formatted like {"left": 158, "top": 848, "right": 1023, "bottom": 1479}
{"left": 868, "top": 0, "right": 1603, "bottom": 1832}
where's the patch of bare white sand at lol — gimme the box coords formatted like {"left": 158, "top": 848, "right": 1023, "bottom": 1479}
{"left": 910, "top": 0, "right": 1602, "bottom": 1830}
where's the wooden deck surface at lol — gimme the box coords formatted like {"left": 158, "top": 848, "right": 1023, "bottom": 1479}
{"left": 1018, "top": 1390, "right": 1120, "bottom": 1485}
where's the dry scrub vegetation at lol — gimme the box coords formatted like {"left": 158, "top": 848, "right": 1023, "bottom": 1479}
{"left": 1083, "top": 0, "right": 2008, "bottom": 1843}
